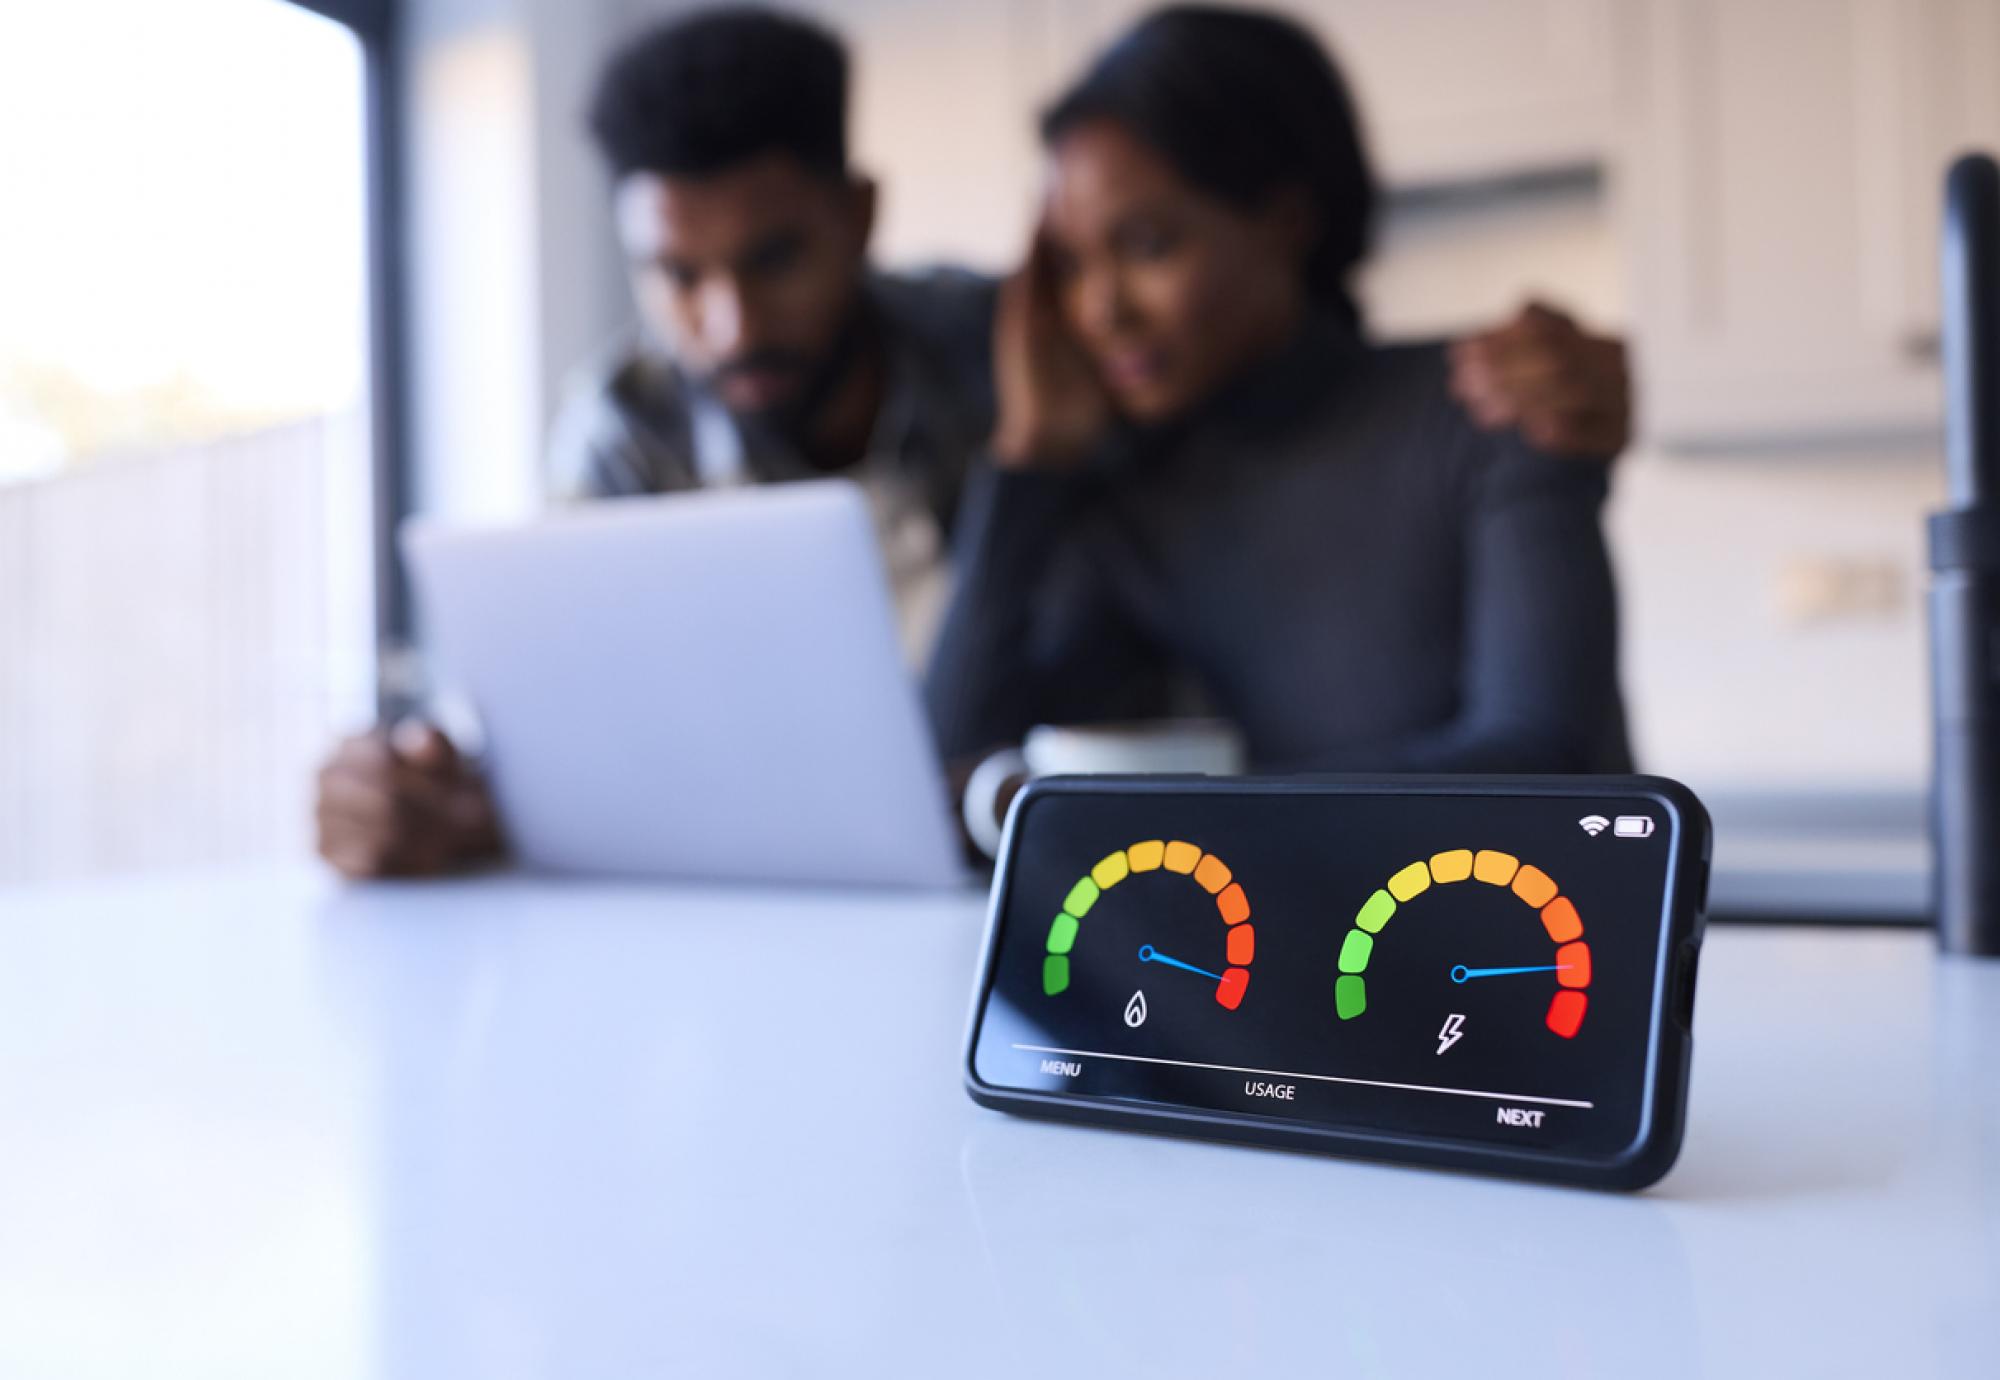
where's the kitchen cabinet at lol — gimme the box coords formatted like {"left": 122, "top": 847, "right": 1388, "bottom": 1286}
{"left": 1620, "top": 0, "right": 2000, "bottom": 448}
{"left": 1042, "top": 0, "right": 1618, "bottom": 188}
{"left": 815, "top": 0, "right": 1622, "bottom": 267}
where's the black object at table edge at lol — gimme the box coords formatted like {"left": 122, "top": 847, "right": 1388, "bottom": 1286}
{"left": 1931, "top": 152, "right": 2000, "bottom": 957}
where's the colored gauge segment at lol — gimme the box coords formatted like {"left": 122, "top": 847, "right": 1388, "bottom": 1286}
{"left": 1335, "top": 849, "right": 1592, "bottom": 1038}
{"left": 1043, "top": 841, "right": 1252, "bottom": 1010}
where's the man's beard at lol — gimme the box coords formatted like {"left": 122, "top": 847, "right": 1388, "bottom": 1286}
{"left": 708, "top": 299, "right": 872, "bottom": 442}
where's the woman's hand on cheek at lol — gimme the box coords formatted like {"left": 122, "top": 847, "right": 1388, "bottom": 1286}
{"left": 990, "top": 231, "right": 1114, "bottom": 469}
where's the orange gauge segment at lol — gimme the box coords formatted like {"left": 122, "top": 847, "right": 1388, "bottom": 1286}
{"left": 1512, "top": 865, "right": 1559, "bottom": 909}
{"left": 1429, "top": 849, "right": 1473, "bottom": 883}
{"left": 1556, "top": 941, "right": 1592, "bottom": 987}
{"left": 1217, "top": 883, "right": 1250, "bottom": 925}
{"left": 1193, "top": 854, "right": 1233, "bottom": 895}
{"left": 1226, "top": 924, "right": 1255, "bottom": 966}
{"left": 1473, "top": 850, "right": 1519, "bottom": 885}
{"left": 1540, "top": 897, "right": 1583, "bottom": 943}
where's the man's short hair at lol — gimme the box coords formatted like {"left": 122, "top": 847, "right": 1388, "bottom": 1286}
{"left": 587, "top": 7, "right": 849, "bottom": 181}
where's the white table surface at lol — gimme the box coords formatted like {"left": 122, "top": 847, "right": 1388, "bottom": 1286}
{"left": 2, "top": 866, "right": 1996, "bottom": 1379}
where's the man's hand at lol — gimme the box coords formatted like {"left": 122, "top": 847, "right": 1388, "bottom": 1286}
{"left": 315, "top": 721, "right": 504, "bottom": 879}
{"left": 989, "top": 230, "right": 1114, "bottom": 469}
{"left": 1448, "top": 301, "right": 1632, "bottom": 458}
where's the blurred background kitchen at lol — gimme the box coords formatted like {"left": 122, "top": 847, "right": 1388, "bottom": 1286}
{"left": 4, "top": 0, "right": 1991, "bottom": 913}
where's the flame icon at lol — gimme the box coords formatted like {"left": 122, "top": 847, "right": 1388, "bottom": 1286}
{"left": 1124, "top": 989, "right": 1148, "bottom": 1027}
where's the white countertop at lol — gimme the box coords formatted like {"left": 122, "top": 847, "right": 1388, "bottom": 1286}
{"left": 1, "top": 865, "right": 1995, "bottom": 1378}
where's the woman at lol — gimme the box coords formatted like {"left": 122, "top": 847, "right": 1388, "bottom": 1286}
{"left": 930, "top": 5, "right": 1630, "bottom": 811}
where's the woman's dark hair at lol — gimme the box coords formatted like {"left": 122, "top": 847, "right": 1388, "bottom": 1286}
{"left": 588, "top": 7, "right": 848, "bottom": 181}
{"left": 1042, "top": 5, "right": 1378, "bottom": 331}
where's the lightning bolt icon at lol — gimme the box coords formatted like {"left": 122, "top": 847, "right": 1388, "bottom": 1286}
{"left": 1436, "top": 1013, "right": 1466, "bottom": 1055}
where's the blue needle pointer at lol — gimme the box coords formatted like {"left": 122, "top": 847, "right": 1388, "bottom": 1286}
{"left": 1138, "top": 944, "right": 1224, "bottom": 981}
{"left": 1451, "top": 963, "right": 1572, "bottom": 983}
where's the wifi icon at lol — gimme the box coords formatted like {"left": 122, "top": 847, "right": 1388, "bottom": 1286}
{"left": 1578, "top": 815, "right": 1611, "bottom": 836}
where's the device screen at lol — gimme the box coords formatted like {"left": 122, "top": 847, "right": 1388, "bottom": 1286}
{"left": 969, "top": 784, "right": 1690, "bottom": 1160}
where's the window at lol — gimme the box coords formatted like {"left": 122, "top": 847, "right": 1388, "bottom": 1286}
{"left": 0, "top": 0, "right": 382, "bottom": 880}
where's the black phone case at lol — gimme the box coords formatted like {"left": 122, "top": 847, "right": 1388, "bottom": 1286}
{"left": 962, "top": 774, "right": 1712, "bottom": 1191}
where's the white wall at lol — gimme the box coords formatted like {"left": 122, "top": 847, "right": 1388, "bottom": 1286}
{"left": 1607, "top": 447, "right": 1936, "bottom": 790}
{"left": 402, "top": 0, "right": 542, "bottom": 522}
{"left": 401, "top": 0, "right": 631, "bottom": 523}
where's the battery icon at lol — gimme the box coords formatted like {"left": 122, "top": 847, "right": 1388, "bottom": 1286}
{"left": 1613, "top": 815, "right": 1655, "bottom": 838}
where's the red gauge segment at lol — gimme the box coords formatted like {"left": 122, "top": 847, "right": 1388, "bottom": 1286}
{"left": 1546, "top": 990, "right": 1588, "bottom": 1039}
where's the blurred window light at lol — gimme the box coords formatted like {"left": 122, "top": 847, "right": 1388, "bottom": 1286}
{"left": 0, "top": 0, "right": 376, "bottom": 881}
{"left": 0, "top": 0, "right": 367, "bottom": 474}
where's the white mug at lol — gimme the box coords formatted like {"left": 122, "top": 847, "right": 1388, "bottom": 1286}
{"left": 1022, "top": 718, "right": 1246, "bottom": 778}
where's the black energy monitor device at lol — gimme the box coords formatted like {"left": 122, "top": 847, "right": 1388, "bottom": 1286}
{"left": 964, "top": 776, "right": 1710, "bottom": 1189}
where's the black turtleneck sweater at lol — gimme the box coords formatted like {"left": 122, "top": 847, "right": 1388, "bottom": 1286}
{"left": 924, "top": 323, "right": 1630, "bottom": 774}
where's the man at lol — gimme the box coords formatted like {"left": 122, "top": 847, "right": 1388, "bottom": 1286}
{"left": 315, "top": 6, "right": 1632, "bottom": 880}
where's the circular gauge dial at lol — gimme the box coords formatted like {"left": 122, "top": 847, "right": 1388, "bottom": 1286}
{"left": 1042, "top": 839, "right": 1253, "bottom": 1011}
{"left": 1334, "top": 848, "right": 1592, "bottom": 1038}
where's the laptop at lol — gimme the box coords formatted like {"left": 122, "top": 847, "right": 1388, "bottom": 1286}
{"left": 402, "top": 480, "right": 968, "bottom": 889}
